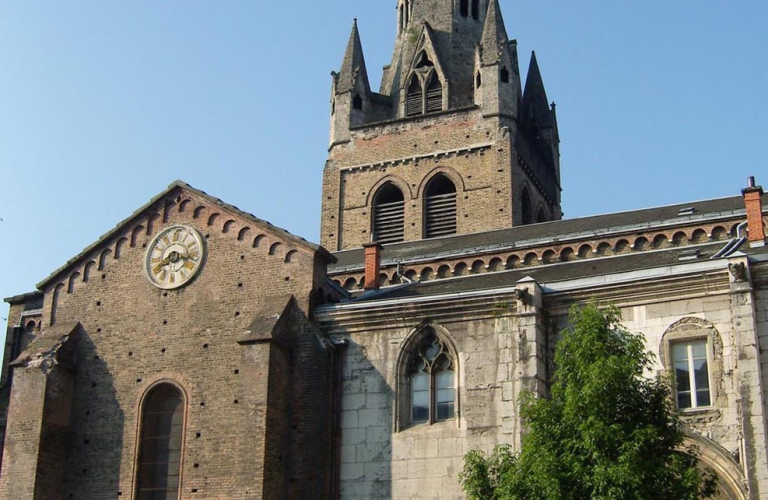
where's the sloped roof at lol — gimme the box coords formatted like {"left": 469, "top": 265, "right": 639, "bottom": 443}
{"left": 37, "top": 180, "right": 335, "bottom": 291}
{"left": 330, "top": 195, "right": 746, "bottom": 272}
{"left": 344, "top": 241, "right": 768, "bottom": 303}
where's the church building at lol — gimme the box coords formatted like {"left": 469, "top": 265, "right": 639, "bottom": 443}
{"left": 2, "top": 1, "right": 767, "bottom": 499}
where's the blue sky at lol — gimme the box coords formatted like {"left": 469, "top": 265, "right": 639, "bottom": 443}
{"left": 1, "top": 1, "right": 766, "bottom": 316}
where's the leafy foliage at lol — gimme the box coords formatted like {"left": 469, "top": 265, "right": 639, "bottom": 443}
{"left": 460, "top": 302, "right": 717, "bottom": 500}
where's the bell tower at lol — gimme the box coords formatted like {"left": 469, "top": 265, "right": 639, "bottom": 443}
{"left": 321, "top": 0, "right": 561, "bottom": 251}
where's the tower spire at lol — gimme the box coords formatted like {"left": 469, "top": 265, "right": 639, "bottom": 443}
{"left": 337, "top": 19, "right": 370, "bottom": 94}
{"left": 522, "top": 51, "right": 552, "bottom": 129}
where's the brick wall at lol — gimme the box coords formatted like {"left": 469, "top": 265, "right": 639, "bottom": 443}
{"left": 1, "top": 188, "right": 334, "bottom": 499}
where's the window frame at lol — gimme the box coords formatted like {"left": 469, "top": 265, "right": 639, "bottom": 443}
{"left": 671, "top": 338, "right": 713, "bottom": 410}
{"left": 396, "top": 325, "right": 459, "bottom": 431}
{"left": 660, "top": 318, "right": 722, "bottom": 414}
{"left": 134, "top": 381, "right": 188, "bottom": 500}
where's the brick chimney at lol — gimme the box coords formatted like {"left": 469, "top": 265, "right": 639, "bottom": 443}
{"left": 742, "top": 176, "right": 766, "bottom": 247}
{"left": 363, "top": 242, "right": 383, "bottom": 291}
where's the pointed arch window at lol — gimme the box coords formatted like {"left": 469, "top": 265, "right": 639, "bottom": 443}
{"left": 136, "top": 384, "right": 185, "bottom": 500}
{"left": 406, "top": 53, "right": 443, "bottom": 116}
{"left": 521, "top": 187, "right": 533, "bottom": 225}
{"left": 425, "top": 74, "right": 443, "bottom": 113}
{"left": 373, "top": 183, "right": 405, "bottom": 244}
{"left": 406, "top": 75, "right": 423, "bottom": 117}
{"left": 536, "top": 207, "right": 547, "bottom": 223}
{"left": 471, "top": 0, "right": 480, "bottom": 20}
{"left": 425, "top": 175, "right": 457, "bottom": 238}
{"left": 405, "top": 327, "right": 456, "bottom": 425}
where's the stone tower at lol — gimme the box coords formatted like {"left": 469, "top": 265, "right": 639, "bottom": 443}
{"left": 321, "top": 0, "right": 562, "bottom": 252}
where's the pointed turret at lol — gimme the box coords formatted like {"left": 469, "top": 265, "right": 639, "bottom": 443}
{"left": 522, "top": 52, "right": 553, "bottom": 129}
{"left": 475, "top": 0, "right": 519, "bottom": 118}
{"left": 330, "top": 20, "right": 372, "bottom": 148}
{"left": 480, "top": 0, "right": 509, "bottom": 63}
{"left": 337, "top": 19, "right": 370, "bottom": 94}
{"left": 520, "top": 51, "right": 561, "bottom": 204}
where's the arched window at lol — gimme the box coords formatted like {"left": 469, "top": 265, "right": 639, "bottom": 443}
{"left": 352, "top": 94, "right": 363, "bottom": 111}
{"left": 471, "top": 0, "right": 480, "bottom": 20}
{"left": 521, "top": 187, "right": 533, "bottom": 225}
{"left": 406, "top": 75, "right": 423, "bottom": 117}
{"left": 537, "top": 207, "right": 547, "bottom": 223}
{"left": 136, "top": 384, "right": 185, "bottom": 500}
{"left": 425, "top": 73, "right": 443, "bottom": 113}
{"left": 424, "top": 175, "right": 457, "bottom": 238}
{"left": 404, "top": 327, "right": 456, "bottom": 425}
{"left": 373, "top": 183, "right": 405, "bottom": 244}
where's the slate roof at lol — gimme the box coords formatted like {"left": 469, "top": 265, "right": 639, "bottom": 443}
{"left": 344, "top": 241, "right": 768, "bottom": 303}
{"left": 330, "top": 195, "right": 747, "bottom": 272}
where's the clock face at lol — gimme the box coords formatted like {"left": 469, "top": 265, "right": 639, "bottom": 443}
{"left": 145, "top": 225, "right": 205, "bottom": 289}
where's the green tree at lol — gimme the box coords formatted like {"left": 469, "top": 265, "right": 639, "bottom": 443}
{"left": 460, "top": 302, "right": 717, "bottom": 500}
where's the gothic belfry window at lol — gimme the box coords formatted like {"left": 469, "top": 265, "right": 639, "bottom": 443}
{"left": 372, "top": 183, "right": 405, "bottom": 244}
{"left": 407, "top": 328, "right": 455, "bottom": 424}
{"left": 425, "top": 175, "right": 457, "bottom": 238}
{"left": 406, "top": 53, "right": 442, "bottom": 117}
{"left": 425, "top": 73, "right": 443, "bottom": 113}
{"left": 136, "top": 384, "right": 185, "bottom": 500}
{"left": 471, "top": 0, "right": 480, "bottom": 20}
{"left": 406, "top": 75, "right": 423, "bottom": 117}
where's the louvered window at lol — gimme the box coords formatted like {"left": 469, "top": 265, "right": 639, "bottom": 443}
{"left": 136, "top": 384, "right": 185, "bottom": 500}
{"left": 406, "top": 76, "right": 423, "bottom": 117}
{"left": 425, "top": 74, "right": 443, "bottom": 113}
{"left": 373, "top": 184, "right": 405, "bottom": 244}
{"left": 425, "top": 175, "right": 457, "bottom": 238}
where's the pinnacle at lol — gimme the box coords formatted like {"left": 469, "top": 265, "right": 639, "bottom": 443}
{"left": 337, "top": 19, "right": 369, "bottom": 93}
{"left": 481, "top": 0, "right": 509, "bottom": 62}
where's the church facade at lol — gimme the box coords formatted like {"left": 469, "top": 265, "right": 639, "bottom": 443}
{"left": 2, "top": 1, "right": 768, "bottom": 499}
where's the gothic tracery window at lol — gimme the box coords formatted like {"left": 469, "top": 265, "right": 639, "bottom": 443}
{"left": 405, "top": 53, "right": 443, "bottom": 117}
{"left": 406, "top": 328, "right": 456, "bottom": 425}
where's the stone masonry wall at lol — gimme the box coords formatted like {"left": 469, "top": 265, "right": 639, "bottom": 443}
{"left": 334, "top": 298, "right": 526, "bottom": 500}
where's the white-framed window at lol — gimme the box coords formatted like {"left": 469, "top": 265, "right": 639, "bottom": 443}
{"left": 672, "top": 339, "right": 712, "bottom": 409}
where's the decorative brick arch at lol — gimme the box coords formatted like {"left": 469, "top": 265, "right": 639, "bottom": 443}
{"left": 415, "top": 166, "right": 466, "bottom": 199}
{"left": 365, "top": 174, "right": 414, "bottom": 206}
